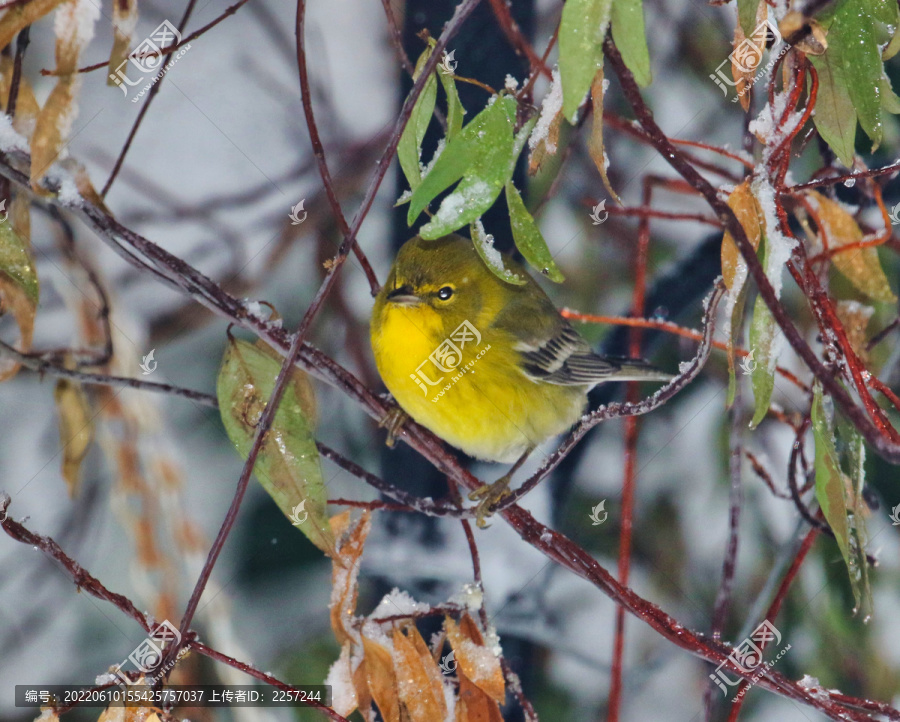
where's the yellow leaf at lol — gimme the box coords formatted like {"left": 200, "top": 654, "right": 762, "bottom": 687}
{"left": 54, "top": 378, "right": 94, "bottom": 496}
{"left": 392, "top": 626, "right": 447, "bottom": 722}
{"left": 445, "top": 615, "right": 505, "bottom": 705}
{"left": 808, "top": 191, "right": 897, "bottom": 303}
{"left": 588, "top": 67, "right": 621, "bottom": 204}
{"left": 329, "top": 512, "right": 371, "bottom": 646}
{"left": 362, "top": 636, "right": 400, "bottom": 722}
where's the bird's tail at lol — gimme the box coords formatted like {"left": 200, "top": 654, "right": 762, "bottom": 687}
{"left": 608, "top": 357, "right": 673, "bottom": 383}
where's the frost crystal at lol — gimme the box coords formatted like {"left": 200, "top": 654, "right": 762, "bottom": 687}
{"left": 528, "top": 68, "right": 563, "bottom": 152}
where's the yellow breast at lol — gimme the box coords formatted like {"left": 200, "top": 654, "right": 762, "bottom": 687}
{"left": 370, "top": 303, "right": 585, "bottom": 463}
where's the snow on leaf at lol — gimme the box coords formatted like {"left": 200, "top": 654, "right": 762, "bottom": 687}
{"left": 408, "top": 95, "right": 516, "bottom": 231}
{"left": 505, "top": 181, "right": 564, "bottom": 283}
{"left": 720, "top": 180, "right": 762, "bottom": 405}
{"left": 444, "top": 614, "right": 505, "bottom": 704}
{"left": 528, "top": 68, "right": 564, "bottom": 174}
{"left": 216, "top": 337, "right": 336, "bottom": 556}
{"left": 329, "top": 511, "right": 370, "bottom": 645}
{"left": 470, "top": 219, "right": 526, "bottom": 285}
{"left": 558, "top": 0, "right": 613, "bottom": 122}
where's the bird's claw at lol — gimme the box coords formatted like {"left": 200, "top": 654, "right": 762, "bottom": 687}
{"left": 469, "top": 476, "right": 512, "bottom": 528}
{"left": 379, "top": 408, "right": 408, "bottom": 448}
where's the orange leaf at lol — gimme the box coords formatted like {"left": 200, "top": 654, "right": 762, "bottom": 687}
{"left": 329, "top": 511, "right": 371, "bottom": 645}
{"left": 392, "top": 626, "right": 447, "bottom": 722}
{"left": 808, "top": 191, "right": 897, "bottom": 303}
{"left": 445, "top": 615, "right": 505, "bottom": 705}
{"left": 835, "top": 300, "right": 874, "bottom": 365}
{"left": 362, "top": 635, "right": 400, "bottom": 722}
{"left": 456, "top": 673, "right": 504, "bottom": 722}
{"left": 721, "top": 179, "right": 763, "bottom": 290}
{"left": 108, "top": 0, "right": 138, "bottom": 86}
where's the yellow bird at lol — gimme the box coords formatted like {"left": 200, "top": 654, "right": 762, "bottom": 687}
{"left": 370, "top": 234, "right": 670, "bottom": 525}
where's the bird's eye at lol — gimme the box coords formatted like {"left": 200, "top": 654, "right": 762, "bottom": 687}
{"left": 437, "top": 286, "right": 454, "bottom": 300}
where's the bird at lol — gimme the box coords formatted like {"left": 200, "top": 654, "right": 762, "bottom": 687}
{"left": 370, "top": 234, "right": 671, "bottom": 526}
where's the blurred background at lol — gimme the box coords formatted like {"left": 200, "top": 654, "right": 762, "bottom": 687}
{"left": 1, "top": 0, "right": 900, "bottom": 720}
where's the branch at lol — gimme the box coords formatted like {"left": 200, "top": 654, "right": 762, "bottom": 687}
{"left": 602, "top": 38, "right": 900, "bottom": 465}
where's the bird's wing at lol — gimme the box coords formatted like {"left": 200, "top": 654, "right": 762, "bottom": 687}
{"left": 490, "top": 282, "right": 670, "bottom": 387}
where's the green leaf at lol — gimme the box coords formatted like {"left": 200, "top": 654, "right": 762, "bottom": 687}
{"left": 812, "top": 384, "right": 871, "bottom": 615}
{"left": 558, "top": 0, "right": 613, "bottom": 122}
{"left": 470, "top": 220, "right": 526, "bottom": 285}
{"left": 610, "top": 0, "right": 651, "bottom": 87}
{"left": 217, "top": 338, "right": 336, "bottom": 556}
{"left": 748, "top": 291, "right": 776, "bottom": 428}
{"left": 397, "top": 49, "right": 438, "bottom": 190}
{"left": 833, "top": 4, "right": 884, "bottom": 148}
{"left": 438, "top": 64, "right": 465, "bottom": 139}
{"left": 504, "top": 181, "right": 564, "bottom": 282}
{"left": 810, "top": 49, "right": 858, "bottom": 166}
{"left": 415, "top": 96, "right": 519, "bottom": 239}
{"left": 0, "top": 221, "right": 38, "bottom": 304}
{"left": 737, "top": 0, "right": 761, "bottom": 38}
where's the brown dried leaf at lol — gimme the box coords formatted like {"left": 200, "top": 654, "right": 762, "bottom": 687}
{"left": 329, "top": 511, "right": 371, "bottom": 645}
{"left": 0, "top": 0, "right": 68, "bottom": 54}
{"left": 780, "top": 12, "right": 827, "bottom": 55}
{"left": 445, "top": 615, "right": 505, "bottom": 705}
{"left": 108, "top": 0, "right": 138, "bottom": 85}
{"left": 720, "top": 180, "right": 763, "bottom": 290}
{"left": 528, "top": 111, "right": 562, "bottom": 175}
{"left": 808, "top": 191, "right": 897, "bottom": 303}
{"left": 362, "top": 635, "right": 400, "bottom": 722}
{"left": 392, "top": 626, "right": 447, "bottom": 722}
{"left": 456, "top": 673, "right": 504, "bottom": 722}
{"left": 54, "top": 378, "right": 94, "bottom": 496}
{"left": 588, "top": 67, "right": 621, "bottom": 204}
{"left": 31, "top": 0, "right": 99, "bottom": 187}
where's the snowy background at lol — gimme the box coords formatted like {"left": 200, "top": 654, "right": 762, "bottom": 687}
{"left": 1, "top": 0, "right": 900, "bottom": 720}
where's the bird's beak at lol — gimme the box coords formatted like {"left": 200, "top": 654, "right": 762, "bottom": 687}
{"left": 386, "top": 285, "right": 421, "bottom": 307}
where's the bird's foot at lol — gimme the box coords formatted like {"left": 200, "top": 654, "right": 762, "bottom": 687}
{"left": 379, "top": 408, "right": 408, "bottom": 448}
{"left": 468, "top": 475, "right": 512, "bottom": 528}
